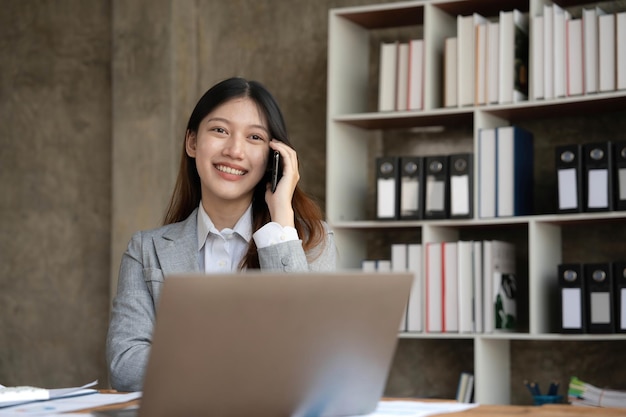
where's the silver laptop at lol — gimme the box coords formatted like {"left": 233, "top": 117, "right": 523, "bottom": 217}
{"left": 138, "top": 271, "right": 412, "bottom": 417}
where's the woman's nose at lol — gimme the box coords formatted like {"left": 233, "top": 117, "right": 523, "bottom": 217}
{"left": 223, "top": 134, "right": 245, "bottom": 158}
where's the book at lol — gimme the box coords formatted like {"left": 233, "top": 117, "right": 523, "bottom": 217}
{"left": 532, "top": 15, "right": 544, "bottom": 100}
{"left": 566, "top": 18, "right": 583, "bottom": 96}
{"left": 492, "top": 241, "right": 517, "bottom": 331}
{"left": 618, "top": 12, "right": 626, "bottom": 91}
{"left": 486, "top": 21, "right": 500, "bottom": 104}
{"left": 582, "top": 7, "right": 606, "bottom": 94}
{"left": 457, "top": 13, "right": 488, "bottom": 107}
{"left": 483, "top": 240, "right": 516, "bottom": 332}
{"left": 475, "top": 22, "right": 487, "bottom": 106}
{"left": 378, "top": 42, "right": 398, "bottom": 111}
{"left": 457, "top": 240, "right": 475, "bottom": 333}
{"left": 406, "top": 243, "right": 423, "bottom": 332}
{"left": 472, "top": 241, "right": 483, "bottom": 333}
{"left": 444, "top": 37, "right": 458, "bottom": 107}
{"left": 443, "top": 241, "right": 458, "bottom": 333}
{"left": 396, "top": 42, "right": 409, "bottom": 111}
{"left": 499, "top": 9, "right": 529, "bottom": 104}
{"left": 391, "top": 243, "right": 408, "bottom": 332}
{"left": 598, "top": 13, "right": 616, "bottom": 92}
{"left": 553, "top": 5, "right": 570, "bottom": 98}
{"left": 496, "top": 125, "right": 534, "bottom": 217}
{"left": 478, "top": 127, "right": 497, "bottom": 219}
{"left": 543, "top": 4, "right": 555, "bottom": 100}
{"left": 456, "top": 372, "right": 475, "bottom": 403}
{"left": 425, "top": 242, "right": 443, "bottom": 332}
{"left": 408, "top": 39, "right": 424, "bottom": 110}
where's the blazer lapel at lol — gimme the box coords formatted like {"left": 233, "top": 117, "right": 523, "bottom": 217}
{"left": 154, "top": 209, "right": 200, "bottom": 276}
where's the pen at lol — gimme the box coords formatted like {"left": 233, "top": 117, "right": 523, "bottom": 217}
{"left": 548, "top": 381, "right": 560, "bottom": 396}
{"left": 529, "top": 382, "right": 541, "bottom": 396}
{"left": 523, "top": 380, "right": 536, "bottom": 396}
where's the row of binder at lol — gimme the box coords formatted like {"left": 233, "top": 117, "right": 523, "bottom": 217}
{"left": 559, "top": 262, "right": 626, "bottom": 334}
{"left": 556, "top": 141, "right": 626, "bottom": 213}
{"left": 376, "top": 153, "right": 473, "bottom": 221}
{"left": 478, "top": 125, "right": 534, "bottom": 218}
{"left": 364, "top": 239, "right": 518, "bottom": 334}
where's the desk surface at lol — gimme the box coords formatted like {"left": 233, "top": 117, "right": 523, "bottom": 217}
{"left": 447, "top": 403, "right": 626, "bottom": 416}
{"left": 83, "top": 395, "right": 625, "bottom": 417}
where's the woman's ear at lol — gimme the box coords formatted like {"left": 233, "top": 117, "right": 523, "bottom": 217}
{"left": 185, "top": 130, "right": 197, "bottom": 157}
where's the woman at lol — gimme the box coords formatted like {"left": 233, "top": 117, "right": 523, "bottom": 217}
{"left": 106, "top": 77, "right": 336, "bottom": 392}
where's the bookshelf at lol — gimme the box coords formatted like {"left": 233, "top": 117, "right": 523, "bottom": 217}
{"left": 326, "top": 0, "right": 626, "bottom": 405}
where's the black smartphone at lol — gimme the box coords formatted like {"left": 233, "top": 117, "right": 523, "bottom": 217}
{"left": 268, "top": 150, "right": 282, "bottom": 192}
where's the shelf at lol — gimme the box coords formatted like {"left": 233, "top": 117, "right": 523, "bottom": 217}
{"left": 332, "top": 91, "right": 626, "bottom": 130}
{"left": 399, "top": 332, "right": 626, "bottom": 341}
{"left": 329, "top": 211, "right": 626, "bottom": 230}
{"left": 327, "top": 0, "right": 626, "bottom": 405}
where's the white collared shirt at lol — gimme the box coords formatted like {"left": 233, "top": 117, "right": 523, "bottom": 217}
{"left": 196, "top": 202, "right": 299, "bottom": 273}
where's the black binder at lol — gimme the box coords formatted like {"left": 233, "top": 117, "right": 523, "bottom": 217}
{"left": 613, "top": 141, "right": 626, "bottom": 211}
{"left": 376, "top": 156, "right": 400, "bottom": 220}
{"left": 448, "top": 153, "right": 473, "bottom": 219}
{"left": 558, "top": 263, "right": 585, "bottom": 333}
{"left": 555, "top": 144, "right": 583, "bottom": 213}
{"left": 584, "top": 262, "right": 615, "bottom": 333}
{"left": 399, "top": 156, "right": 424, "bottom": 220}
{"left": 424, "top": 155, "right": 449, "bottom": 219}
{"left": 613, "top": 261, "right": 626, "bottom": 333}
{"left": 583, "top": 142, "right": 613, "bottom": 212}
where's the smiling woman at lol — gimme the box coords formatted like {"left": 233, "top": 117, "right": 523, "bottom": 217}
{"left": 105, "top": 77, "right": 337, "bottom": 392}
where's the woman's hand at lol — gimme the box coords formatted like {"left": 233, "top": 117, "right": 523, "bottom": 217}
{"left": 265, "top": 139, "right": 299, "bottom": 228}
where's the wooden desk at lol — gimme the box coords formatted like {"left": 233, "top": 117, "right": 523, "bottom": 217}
{"left": 81, "top": 395, "right": 626, "bottom": 416}
{"left": 447, "top": 404, "right": 626, "bottom": 416}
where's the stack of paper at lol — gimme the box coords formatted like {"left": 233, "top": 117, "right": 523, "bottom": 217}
{"left": 568, "top": 376, "right": 626, "bottom": 408}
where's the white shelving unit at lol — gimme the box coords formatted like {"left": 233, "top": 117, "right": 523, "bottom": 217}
{"left": 326, "top": 0, "right": 626, "bottom": 405}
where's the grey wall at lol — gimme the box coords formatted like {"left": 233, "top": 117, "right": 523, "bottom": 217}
{"left": 1, "top": 0, "right": 624, "bottom": 405}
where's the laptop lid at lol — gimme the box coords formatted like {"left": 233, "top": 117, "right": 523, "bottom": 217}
{"left": 138, "top": 271, "right": 412, "bottom": 417}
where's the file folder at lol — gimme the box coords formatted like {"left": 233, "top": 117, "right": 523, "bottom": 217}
{"left": 376, "top": 156, "right": 400, "bottom": 220}
{"left": 584, "top": 142, "right": 613, "bottom": 212}
{"left": 424, "top": 155, "right": 449, "bottom": 219}
{"left": 614, "top": 261, "right": 626, "bottom": 333}
{"left": 558, "top": 263, "right": 585, "bottom": 333}
{"left": 399, "top": 156, "right": 424, "bottom": 220}
{"left": 584, "top": 262, "right": 615, "bottom": 333}
{"left": 555, "top": 144, "right": 584, "bottom": 213}
{"left": 613, "top": 141, "right": 626, "bottom": 211}
{"left": 448, "top": 153, "right": 473, "bottom": 219}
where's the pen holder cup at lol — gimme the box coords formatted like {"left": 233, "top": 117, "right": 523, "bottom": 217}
{"left": 533, "top": 395, "right": 563, "bottom": 405}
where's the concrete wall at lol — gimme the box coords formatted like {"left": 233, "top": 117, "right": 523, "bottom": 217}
{"left": 1, "top": 0, "right": 625, "bottom": 405}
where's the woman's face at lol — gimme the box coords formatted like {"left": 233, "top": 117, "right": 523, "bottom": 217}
{"left": 186, "top": 97, "right": 270, "bottom": 208}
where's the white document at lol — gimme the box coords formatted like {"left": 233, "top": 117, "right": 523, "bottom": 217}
{"left": 0, "top": 392, "right": 141, "bottom": 416}
{"left": 346, "top": 400, "right": 478, "bottom": 417}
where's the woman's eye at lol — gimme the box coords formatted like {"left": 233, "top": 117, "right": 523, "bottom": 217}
{"left": 250, "top": 134, "right": 264, "bottom": 141}
{"left": 211, "top": 127, "right": 227, "bottom": 134}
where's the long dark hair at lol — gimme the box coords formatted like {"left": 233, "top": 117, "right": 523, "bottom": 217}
{"left": 163, "top": 77, "right": 326, "bottom": 269}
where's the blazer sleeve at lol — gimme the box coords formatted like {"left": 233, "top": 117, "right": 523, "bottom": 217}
{"left": 106, "top": 231, "right": 159, "bottom": 392}
{"left": 257, "top": 223, "right": 336, "bottom": 272}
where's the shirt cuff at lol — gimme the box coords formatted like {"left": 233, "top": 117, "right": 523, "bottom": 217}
{"left": 253, "top": 222, "right": 299, "bottom": 249}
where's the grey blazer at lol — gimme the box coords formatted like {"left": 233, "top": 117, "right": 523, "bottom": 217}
{"left": 106, "top": 208, "right": 336, "bottom": 392}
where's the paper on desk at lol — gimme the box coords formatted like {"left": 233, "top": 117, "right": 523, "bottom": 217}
{"left": 0, "top": 381, "right": 99, "bottom": 409}
{"left": 348, "top": 400, "right": 479, "bottom": 417}
{"left": 0, "top": 392, "right": 141, "bottom": 416}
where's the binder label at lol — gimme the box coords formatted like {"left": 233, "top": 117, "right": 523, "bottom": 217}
{"left": 558, "top": 168, "right": 578, "bottom": 210}
{"left": 562, "top": 288, "right": 583, "bottom": 329}
{"left": 587, "top": 169, "right": 609, "bottom": 208}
